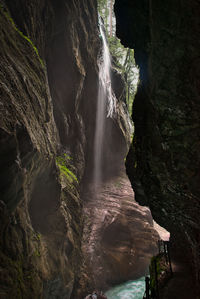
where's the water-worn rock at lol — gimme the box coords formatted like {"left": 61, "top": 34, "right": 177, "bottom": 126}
{"left": 81, "top": 172, "right": 159, "bottom": 292}
{"left": 115, "top": 0, "right": 200, "bottom": 296}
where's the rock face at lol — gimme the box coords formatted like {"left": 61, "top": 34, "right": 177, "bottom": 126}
{"left": 115, "top": 0, "right": 200, "bottom": 295}
{"left": 82, "top": 172, "right": 158, "bottom": 292}
{"left": 0, "top": 0, "right": 98, "bottom": 298}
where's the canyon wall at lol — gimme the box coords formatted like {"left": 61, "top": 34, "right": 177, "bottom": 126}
{"left": 115, "top": 0, "right": 200, "bottom": 295}
{"left": 0, "top": 0, "right": 160, "bottom": 297}
{"left": 0, "top": 0, "right": 99, "bottom": 297}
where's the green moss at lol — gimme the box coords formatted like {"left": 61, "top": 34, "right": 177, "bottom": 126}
{"left": 149, "top": 254, "right": 169, "bottom": 293}
{"left": 31, "top": 232, "right": 42, "bottom": 258}
{"left": 0, "top": 246, "right": 41, "bottom": 298}
{"left": 56, "top": 155, "right": 78, "bottom": 183}
{"left": 33, "top": 232, "right": 41, "bottom": 241}
{"left": 0, "top": 5, "right": 44, "bottom": 67}
{"left": 0, "top": 252, "right": 25, "bottom": 298}
{"left": 34, "top": 249, "right": 41, "bottom": 257}
{"left": 130, "top": 132, "right": 134, "bottom": 143}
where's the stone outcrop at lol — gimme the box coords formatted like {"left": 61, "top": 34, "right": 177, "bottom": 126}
{"left": 81, "top": 172, "right": 158, "bottom": 293}
{"left": 115, "top": 0, "right": 200, "bottom": 296}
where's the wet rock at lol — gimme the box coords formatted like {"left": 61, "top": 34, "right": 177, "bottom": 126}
{"left": 82, "top": 173, "right": 159, "bottom": 291}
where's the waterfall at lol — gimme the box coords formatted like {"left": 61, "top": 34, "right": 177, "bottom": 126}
{"left": 93, "top": 17, "right": 117, "bottom": 187}
{"left": 98, "top": 18, "right": 117, "bottom": 118}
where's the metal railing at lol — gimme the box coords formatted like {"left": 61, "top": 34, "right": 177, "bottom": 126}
{"left": 143, "top": 240, "right": 173, "bottom": 299}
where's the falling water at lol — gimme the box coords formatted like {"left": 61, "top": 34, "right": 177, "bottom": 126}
{"left": 93, "top": 17, "right": 117, "bottom": 187}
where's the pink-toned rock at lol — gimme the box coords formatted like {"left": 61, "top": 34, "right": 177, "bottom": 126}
{"left": 82, "top": 173, "right": 159, "bottom": 290}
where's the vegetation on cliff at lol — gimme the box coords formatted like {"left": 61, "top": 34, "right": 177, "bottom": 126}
{"left": 0, "top": 4, "right": 44, "bottom": 66}
{"left": 97, "top": 0, "right": 139, "bottom": 114}
{"left": 56, "top": 155, "right": 78, "bottom": 184}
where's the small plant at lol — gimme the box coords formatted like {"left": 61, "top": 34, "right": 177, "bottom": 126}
{"left": 0, "top": 5, "right": 44, "bottom": 67}
{"left": 149, "top": 253, "right": 170, "bottom": 296}
{"left": 36, "top": 233, "right": 41, "bottom": 240}
{"left": 34, "top": 249, "right": 41, "bottom": 257}
{"left": 32, "top": 231, "right": 41, "bottom": 241}
{"left": 56, "top": 155, "right": 78, "bottom": 183}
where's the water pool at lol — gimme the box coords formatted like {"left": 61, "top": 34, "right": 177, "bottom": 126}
{"left": 105, "top": 277, "right": 145, "bottom": 299}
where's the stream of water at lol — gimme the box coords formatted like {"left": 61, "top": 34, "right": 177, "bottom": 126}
{"left": 93, "top": 18, "right": 146, "bottom": 299}
{"left": 93, "top": 17, "right": 117, "bottom": 186}
{"left": 105, "top": 277, "right": 145, "bottom": 299}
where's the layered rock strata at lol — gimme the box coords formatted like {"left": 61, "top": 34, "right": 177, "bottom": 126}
{"left": 81, "top": 172, "right": 158, "bottom": 293}
{"left": 0, "top": 0, "right": 99, "bottom": 298}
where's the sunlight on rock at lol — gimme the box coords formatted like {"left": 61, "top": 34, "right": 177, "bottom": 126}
{"left": 153, "top": 221, "right": 170, "bottom": 241}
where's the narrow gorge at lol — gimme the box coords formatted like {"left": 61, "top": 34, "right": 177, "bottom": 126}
{"left": 0, "top": 0, "right": 200, "bottom": 299}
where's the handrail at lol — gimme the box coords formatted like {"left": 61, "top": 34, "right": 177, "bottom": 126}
{"left": 144, "top": 240, "right": 173, "bottom": 299}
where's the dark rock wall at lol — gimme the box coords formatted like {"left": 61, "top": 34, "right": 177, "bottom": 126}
{"left": 0, "top": 0, "right": 99, "bottom": 298}
{"left": 115, "top": 0, "right": 200, "bottom": 294}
